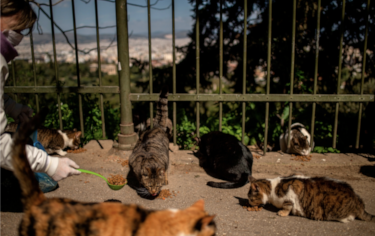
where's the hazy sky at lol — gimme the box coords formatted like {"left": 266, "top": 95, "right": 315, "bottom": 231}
{"left": 32, "top": 0, "right": 194, "bottom": 35}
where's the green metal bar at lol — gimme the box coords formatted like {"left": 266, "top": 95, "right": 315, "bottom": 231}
{"left": 310, "top": 0, "right": 321, "bottom": 148}
{"left": 115, "top": 0, "right": 137, "bottom": 149}
{"left": 147, "top": 0, "right": 153, "bottom": 128}
{"left": 172, "top": 0, "right": 176, "bottom": 145}
{"left": 30, "top": 32, "right": 39, "bottom": 113}
{"left": 196, "top": 0, "right": 200, "bottom": 137}
{"left": 356, "top": 0, "right": 370, "bottom": 149}
{"left": 263, "top": 0, "right": 272, "bottom": 155}
{"left": 49, "top": 0, "right": 62, "bottom": 130}
{"left": 219, "top": 0, "right": 223, "bottom": 131}
{"left": 11, "top": 61, "right": 17, "bottom": 103}
{"left": 72, "top": 0, "right": 85, "bottom": 137}
{"left": 287, "top": 0, "right": 296, "bottom": 149}
{"left": 333, "top": 0, "right": 345, "bottom": 149}
{"left": 94, "top": 0, "right": 106, "bottom": 138}
{"left": 242, "top": 0, "right": 247, "bottom": 145}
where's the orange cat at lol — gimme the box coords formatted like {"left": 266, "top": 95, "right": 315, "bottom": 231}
{"left": 248, "top": 175, "right": 375, "bottom": 223}
{"left": 12, "top": 111, "right": 216, "bottom": 236}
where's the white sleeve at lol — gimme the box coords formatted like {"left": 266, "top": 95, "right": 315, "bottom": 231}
{"left": 0, "top": 132, "right": 58, "bottom": 174}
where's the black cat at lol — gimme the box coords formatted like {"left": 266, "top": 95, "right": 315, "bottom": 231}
{"left": 195, "top": 131, "right": 253, "bottom": 189}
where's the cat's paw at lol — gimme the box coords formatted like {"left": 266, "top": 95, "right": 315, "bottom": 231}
{"left": 56, "top": 150, "right": 67, "bottom": 156}
{"left": 277, "top": 210, "right": 290, "bottom": 217}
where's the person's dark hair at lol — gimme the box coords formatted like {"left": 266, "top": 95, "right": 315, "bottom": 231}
{"left": 1, "top": 0, "right": 37, "bottom": 35}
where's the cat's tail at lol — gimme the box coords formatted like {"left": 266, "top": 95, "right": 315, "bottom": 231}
{"left": 358, "top": 211, "right": 375, "bottom": 223}
{"left": 206, "top": 173, "right": 249, "bottom": 189}
{"left": 154, "top": 86, "right": 169, "bottom": 128}
{"left": 11, "top": 109, "right": 48, "bottom": 210}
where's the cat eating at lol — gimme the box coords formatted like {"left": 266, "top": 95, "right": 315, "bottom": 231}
{"left": 279, "top": 123, "right": 314, "bottom": 156}
{"left": 129, "top": 87, "right": 170, "bottom": 197}
{"left": 11, "top": 110, "right": 216, "bottom": 236}
{"left": 5, "top": 122, "right": 82, "bottom": 156}
{"left": 247, "top": 175, "right": 375, "bottom": 223}
{"left": 195, "top": 131, "right": 253, "bottom": 189}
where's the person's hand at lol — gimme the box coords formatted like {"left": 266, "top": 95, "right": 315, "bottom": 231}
{"left": 51, "top": 158, "right": 81, "bottom": 181}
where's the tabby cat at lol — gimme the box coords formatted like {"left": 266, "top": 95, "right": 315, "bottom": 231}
{"left": 279, "top": 123, "right": 314, "bottom": 156}
{"left": 5, "top": 122, "right": 81, "bottom": 156}
{"left": 129, "top": 87, "right": 170, "bottom": 197}
{"left": 247, "top": 175, "right": 375, "bottom": 223}
{"left": 12, "top": 110, "right": 216, "bottom": 236}
{"left": 195, "top": 131, "right": 253, "bottom": 189}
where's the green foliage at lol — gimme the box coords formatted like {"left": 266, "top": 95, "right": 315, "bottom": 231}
{"left": 313, "top": 146, "right": 340, "bottom": 154}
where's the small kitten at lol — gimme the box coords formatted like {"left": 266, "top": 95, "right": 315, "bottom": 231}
{"left": 279, "top": 122, "right": 314, "bottom": 155}
{"left": 12, "top": 110, "right": 217, "bottom": 236}
{"left": 5, "top": 122, "right": 81, "bottom": 156}
{"left": 195, "top": 131, "right": 253, "bottom": 189}
{"left": 129, "top": 87, "right": 170, "bottom": 197}
{"left": 37, "top": 127, "right": 82, "bottom": 156}
{"left": 248, "top": 175, "right": 375, "bottom": 223}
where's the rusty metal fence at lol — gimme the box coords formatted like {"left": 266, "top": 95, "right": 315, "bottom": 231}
{"left": 4, "top": 0, "right": 373, "bottom": 153}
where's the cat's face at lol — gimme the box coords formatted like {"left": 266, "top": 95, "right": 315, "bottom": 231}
{"left": 247, "top": 177, "right": 269, "bottom": 207}
{"left": 141, "top": 167, "right": 165, "bottom": 196}
{"left": 290, "top": 136, "right": 310, "bottom": 155}
{"left": 66, "top": 129, "right": 82, "bottom": 149}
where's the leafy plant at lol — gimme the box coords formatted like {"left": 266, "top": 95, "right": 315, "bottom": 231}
{"left": 313, "top": 146, "right": 340, "bottom": 153}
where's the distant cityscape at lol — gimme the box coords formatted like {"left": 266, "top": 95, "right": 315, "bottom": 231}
{"left": 15, "top": 33, "right": 191, "bottom": 75}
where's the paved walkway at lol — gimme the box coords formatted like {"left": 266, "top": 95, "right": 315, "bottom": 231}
{"left": 1, "top": 140, "right": 375, "bottom": 236}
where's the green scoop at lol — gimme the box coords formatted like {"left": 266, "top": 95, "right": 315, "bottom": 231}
{"left": 77, "top": 169, "right": 126, "bottom": 190}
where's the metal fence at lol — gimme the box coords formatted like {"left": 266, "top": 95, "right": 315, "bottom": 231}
{"left": 4, "top": 0, "right": 373, "bottom": 153}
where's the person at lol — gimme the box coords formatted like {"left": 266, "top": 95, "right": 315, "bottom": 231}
{"left": 0, "top": 0, "right": 80, "bottom": 181}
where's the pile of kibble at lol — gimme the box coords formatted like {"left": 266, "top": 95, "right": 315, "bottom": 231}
{"left": 242, "top": 205, "right": 263, "bottom": 211}
{"left": 67, "top": 148, "right": 87, "bottom": 153}
{"left": 290, "top": 154, "right": 312, "bottom": 162}
{"left": 107, "top": 174, "right": 127, "bottom": 185}
{"left": 156, "top": 189, "right": 178, "bottom": 200}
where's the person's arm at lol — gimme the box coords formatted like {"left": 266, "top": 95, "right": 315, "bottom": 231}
{"left": 0, "top": 132, "right": 81, "bottom": 181}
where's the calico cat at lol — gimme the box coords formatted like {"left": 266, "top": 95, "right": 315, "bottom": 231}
{"left": 11, "top": 110, "right": 217, "bottom": 236}
{"left": 196, "top": 131, "right": 253, "bottom": 189}
{"left": 129, "top": 87, "right": 170, "bottom": 197}
{"left": 279, "top": 123, "right": 314, "bottom": 156}
{"left": 247, "top": 175, "right": 375, "bottom": 223}
{"left": 5, "top": 122, "right": 81, "bottom": 156}
{"left": 37, "top": 127, "right": 82, "bottom": 156}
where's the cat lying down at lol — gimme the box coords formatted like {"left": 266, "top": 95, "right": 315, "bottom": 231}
{"left": 247, "top": 175, "right": 375, "bottom": 223}
{"left": 11, "top": 110, "right": 216, "bottom": 236}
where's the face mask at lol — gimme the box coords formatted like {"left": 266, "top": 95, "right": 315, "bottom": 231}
{"left": 2, "top": 29, "right": 23, "bottom": 47}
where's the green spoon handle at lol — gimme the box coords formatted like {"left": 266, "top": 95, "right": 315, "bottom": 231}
{"left": 77, "top": 169, "right": 108, "bottom": 183}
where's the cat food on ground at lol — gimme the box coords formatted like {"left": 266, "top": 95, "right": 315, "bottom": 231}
{"left": 242, "top": 205, "right": 263, "bottom": 211}
{"left": 67, "top": 148, "right": 87, "bottom": 153}
{"left": 121, "top": 160, "right": 129, "bottom": 167}
{"left": 156, "top": 189, "right": 178, "bottom": 200}
{"left": 253, "top": 154, "right": 261, "bottom": 159}
{"left": 290, "top": 154, "right": 312, "bottom": 162}
{"left": 107, "top": 174, "right": 127, "bottom": 185}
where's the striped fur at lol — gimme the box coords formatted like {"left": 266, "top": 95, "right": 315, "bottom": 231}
{"left": 129, "top": 87, "right": 170, "bottom": 197}
{"left": 248, "top": 175, "right": 375, "bottom": 223}
{"left": 12, "top": 110, "right": 216, "bottom": 236}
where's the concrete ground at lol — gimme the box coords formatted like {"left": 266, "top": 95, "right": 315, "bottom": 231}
{"left": 1, "top": 140, "right": 375, "bottom": 236}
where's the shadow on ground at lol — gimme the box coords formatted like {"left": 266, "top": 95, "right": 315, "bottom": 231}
{"left": 360, "top": 165, "right": 375, "bottom": 178}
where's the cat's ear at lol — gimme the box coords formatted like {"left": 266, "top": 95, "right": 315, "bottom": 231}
{"left": 75, "top": 131, "right": 82, "bottom": 138}
{"left": 248, "top": 176, "right": 256, "bottom": 183}
{"left": 251, "top": 183, "right": 259, "bottom": 192}
{"left": 302, "top": 136, "right": 307, "bottom": 141}
{"left": 190, "top": 199, "right": 205, "bottom": 211}
{"left": 73, "top": 128, "right": 77, "bottom": 131}
{"left": 157, "top": 168, "right": 164, "bottom": 176}
{"left": 195, "top": 215, "right": 216, "bottom": 231}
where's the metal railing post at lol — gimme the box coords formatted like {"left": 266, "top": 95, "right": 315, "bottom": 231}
{"left": 114, "top": 0, "right": 137, "bottom": 149}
